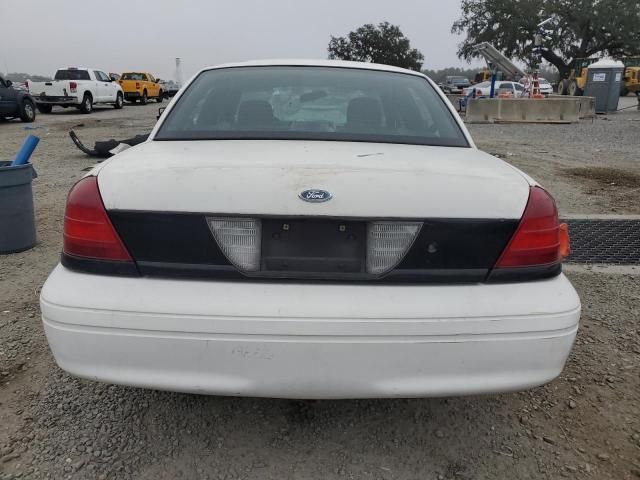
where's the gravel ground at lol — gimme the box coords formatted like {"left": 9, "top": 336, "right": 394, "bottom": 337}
{"left": 468, "top": 96, "right": 640, "bottom": 215}
{"left": 1, "top": 100, "right": 639, "bottom": 479}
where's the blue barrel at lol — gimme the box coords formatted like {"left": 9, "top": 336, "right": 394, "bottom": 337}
{"left": 0, "top": 161, "right": 37, "bottom": 253}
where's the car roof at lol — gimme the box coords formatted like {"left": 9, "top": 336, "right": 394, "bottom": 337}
{"left": 200, "top": 59, "right": 425, "bottom": 77}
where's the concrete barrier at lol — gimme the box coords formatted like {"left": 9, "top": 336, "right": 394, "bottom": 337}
{"left": 466, "top": 97, "right": 589, "bottom": 123}
{"left": 576, "top": 96, "right": 596, "bottom": 119}
{"left": 548, "top": 95, "right": 596, "bottom": 118}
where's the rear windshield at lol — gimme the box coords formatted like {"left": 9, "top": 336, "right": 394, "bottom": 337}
{"left": 121, "top": 73, "right": 146, "bottom": 80}
{"left": 156, "top": 66, "right": 469, "bottom": 147}
{"left": 54, "top": 69, "right": 90, "bottom": 81}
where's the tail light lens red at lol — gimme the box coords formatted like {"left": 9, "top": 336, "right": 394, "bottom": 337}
{"left": 495, "top": 186, "right": 569, "bottom": 268}
{"left": 136, "top": 82, "right": 141, "bottom": 90}
{"left": 69, "top": 81, "right": 77, "bottom": 93}
{"left": 63, "top": 177, "right": 133, "bottom": 262}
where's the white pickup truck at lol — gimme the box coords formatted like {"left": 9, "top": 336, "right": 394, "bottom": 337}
{"left": 29, "top": 67, "right": 124, "bottom": 114}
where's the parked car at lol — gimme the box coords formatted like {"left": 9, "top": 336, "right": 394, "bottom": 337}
{"left": 29, "top": 67, "right": 124, "bottom": 114}
{"left": 159, "top": 79, "right": 180, "bottom": 98}
{"left": 442, "top": 75, "right": 471, "bottom": 94}
{"left": 462, "top": 80, "right": 525, "bottom": 98}
{"left": 118, "top": 72, "right": 163, "bottom": 104}
{"left": 40, "top": 60, "right": 580, "bottom": 399}
{"left": 0, "top": 75, "right": 36, "bottom": 122}
{"left": 519, "top": 77, "right": 554, "bottom": 96}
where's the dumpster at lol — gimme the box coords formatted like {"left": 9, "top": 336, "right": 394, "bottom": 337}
{"left": 584, "top": 59, "right": 625, "bottom": 114}
{"left": 0, "top": 161, "right": 37, "bottom": 253}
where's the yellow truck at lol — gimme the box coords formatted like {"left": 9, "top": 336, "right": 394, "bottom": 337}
{"left": 118, "top": 72, "right": 163, "bottom": 104}
{"left": 558, "top": 57, "right": 640, "bottom": 96}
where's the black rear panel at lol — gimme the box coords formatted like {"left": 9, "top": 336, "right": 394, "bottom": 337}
{"left": 106, "top": 211, "right": 520, "bottom": 283}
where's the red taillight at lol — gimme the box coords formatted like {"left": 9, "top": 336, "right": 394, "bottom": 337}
{"left": 495, "top": 186, "right": 569, "bottom": 268}
{"left": 136, "top": 82, "right": 140, "bottom": 90}
{"left": 69, "top": 81, "right": 77, "bottom": 93}
{"left": 63, "top": 177, "right": 132, "bottom": 262}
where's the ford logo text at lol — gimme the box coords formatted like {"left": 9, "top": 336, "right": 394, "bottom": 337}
{"left": 299, "top": 189, "right": 332, "bottom": 203}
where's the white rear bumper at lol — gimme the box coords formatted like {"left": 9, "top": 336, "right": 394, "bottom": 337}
{"left": 41, "top": 265, "right": 580, "bottom": 399}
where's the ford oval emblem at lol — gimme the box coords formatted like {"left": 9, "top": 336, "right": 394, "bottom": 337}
{"left": 299, "top": 189, "right": 332, "bottom": 203}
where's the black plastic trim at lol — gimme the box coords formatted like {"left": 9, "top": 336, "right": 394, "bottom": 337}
{"left": 61, "top": 253, "right": 140, "bottom": 277}
{"left": 486, "top": 263, "right": 562, "bottom": 283}
{"left": 103, "top": 211, "right": 562, "bottom": 284}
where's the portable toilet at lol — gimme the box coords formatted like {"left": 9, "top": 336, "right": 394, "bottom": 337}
{"left": 584, "top": 58, "right": 625, "bottom": 114}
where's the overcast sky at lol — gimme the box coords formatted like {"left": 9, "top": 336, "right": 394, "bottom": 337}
{"left": 1, "top": 0, "right": 481, "bottom": 81}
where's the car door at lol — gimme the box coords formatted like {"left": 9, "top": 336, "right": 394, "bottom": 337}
{"left": 94, "top": 71, "right": 110, "bottom": 102}
{"left": 147, "top": 74, "right": 159, "bottom": 97}
{"left": 100, "top": 71, "right": 118, "bottom": 101}
{"left": 0, "top": 77, "right": 18, "bottom": 115}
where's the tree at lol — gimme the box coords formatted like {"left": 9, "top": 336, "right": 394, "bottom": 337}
{"left": 452, "top": 0, "right": 640, "bottom": 77}
{"left": 328, "top": 22, "right": 425, "bottom": 71}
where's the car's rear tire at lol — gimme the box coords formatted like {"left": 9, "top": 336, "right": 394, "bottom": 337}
{"left": 114, "top": 92, "right": 124, "bottom": 109}
{"left": 37, "top": 104, "right": 53, "bottom": 114}
{"left": 156, "top": 91, "right": 163, "bottom": 103}
{"left": 79, "top": 94, "right": 93, "bottom": 114}
{"left": 140, "top": 91, "right": 148, "bottom": 105}
{"left": 20, "top": 99, "right": 36, "bottom": 122}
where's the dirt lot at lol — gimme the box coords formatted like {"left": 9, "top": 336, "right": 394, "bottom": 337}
{"left": 1, "top": 99, "right": 639, "bottom": 479}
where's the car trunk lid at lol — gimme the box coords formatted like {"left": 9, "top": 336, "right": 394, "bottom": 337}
{"left": 98, "top": 140, "right": 530, "bottom": 219}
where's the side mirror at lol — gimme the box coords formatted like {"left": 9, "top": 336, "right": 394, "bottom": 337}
{"left": 5, "top": 80, "right": 12, "bottom": 87}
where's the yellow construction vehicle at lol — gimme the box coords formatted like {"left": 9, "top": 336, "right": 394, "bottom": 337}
{"left": 558, "top": 57, "right": 640, "bottom": 96}
{"left": 621, "top": 57, "right": 640, "bottom": 97}
{"left": 556, "top": 58, "right": 597, "bottom": 96}
{"left": 473, "top": 68, "right": 507, "bottom": 84}
{"left": 474, "top": 68, "right": 491, "bottom": 84}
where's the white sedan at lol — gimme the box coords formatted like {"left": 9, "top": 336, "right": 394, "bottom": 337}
{"left": 40, "top": 60, "right": 580, "bottom": 399}
{"left": 463, "top": 80, "right": 526, "bottom": 98}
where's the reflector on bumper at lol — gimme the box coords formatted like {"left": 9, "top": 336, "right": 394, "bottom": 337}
{"left": 366, "top": 222, "right": 423, "bottom": 274}
{"left": 207, "top": 218, "right": 261, "bottom": 272}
